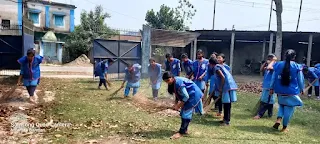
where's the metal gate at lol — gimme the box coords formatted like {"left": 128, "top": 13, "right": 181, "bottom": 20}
{"left": 93, "top": 39, "right": 141, "bottom": 79}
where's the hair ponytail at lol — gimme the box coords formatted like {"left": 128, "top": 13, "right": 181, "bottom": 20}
{"left": 281, "top": 49, "right": 296, "bottom": 86}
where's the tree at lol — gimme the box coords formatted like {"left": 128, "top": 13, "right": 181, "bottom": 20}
{"left": 145, "top": 0, "right": 196, "bottom": 31}
{"left": 145, "top": 4, "right": 184, "bottom": 30}
{"left": 64, "top": 5, "right": 116, "bottom": 62}
{"left": 273, "top": 0, "right": 283, "bottom": 59}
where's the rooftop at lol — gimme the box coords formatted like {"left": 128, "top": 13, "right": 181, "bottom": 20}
{"left": 28, "top": 0, "right": 77, "bottom": 9}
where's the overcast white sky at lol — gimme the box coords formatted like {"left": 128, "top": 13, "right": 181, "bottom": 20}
{"left": 53, "top": 0, "right": 320, "bottom": 32}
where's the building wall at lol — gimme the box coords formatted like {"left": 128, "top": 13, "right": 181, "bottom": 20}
{"left": 26, "top": 1, "right": 74, "bottom": 33}
{"left": 0, "top": 0, "right": 18, "bottom": 24}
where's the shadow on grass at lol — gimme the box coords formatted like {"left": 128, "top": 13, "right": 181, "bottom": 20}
{"left": 133, "top": 129, "right": 176, "bottom": 139}
{"left": 106, "top": 96, "right": 125, "bottom": 101}
{"left": 235, "top": 125, "right": 279, "bottom": 135}
{"left": 191, "top": 115, "right": 221, "bottom": 126}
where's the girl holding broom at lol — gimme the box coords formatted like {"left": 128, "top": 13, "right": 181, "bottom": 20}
{"left": 270, "top": 49, "right": 304, "bottom": 132}
{"left": 254, "top": 54, "right": 277, "bottom": 119}
{"left": 209, "top": 57, "right": 238, "bottom": 126}
{"left": 162, "top": 72, "right": 204, "bottom": 139}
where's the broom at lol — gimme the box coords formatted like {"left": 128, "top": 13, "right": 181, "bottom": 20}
{"left": 204, "top": 96, "right": 221, "bottom": 113}
{"left": 109, "top": 87, "right": 123, "bottom": 97}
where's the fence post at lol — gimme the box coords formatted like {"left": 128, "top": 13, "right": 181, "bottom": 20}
{"left": 141, "top": 25, "right": 151, "bottom": 78}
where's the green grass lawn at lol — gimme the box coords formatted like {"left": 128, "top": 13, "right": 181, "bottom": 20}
{"left": 36, "top": 78, "right": 320, "bottom": 144}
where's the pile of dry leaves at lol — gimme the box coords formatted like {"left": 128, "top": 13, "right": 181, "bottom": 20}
{"left": 238, "top": 81, "right": 263, "bottom": 94}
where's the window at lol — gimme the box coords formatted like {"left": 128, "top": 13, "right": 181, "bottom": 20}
{"left": 29, "top": 12, "right": 40, "bottom": 25}
{"left": 1, "top": 19, "right": 10, "bottom": 28}
{"left": 54, "top": 15, "right": 64, "bottom": 27}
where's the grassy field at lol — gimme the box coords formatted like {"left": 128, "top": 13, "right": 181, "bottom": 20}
{"left": 30, "top": 78, "right": 320, "bottom": 143}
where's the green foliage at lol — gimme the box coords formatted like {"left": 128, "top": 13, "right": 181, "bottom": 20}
{"left": 64, "top": 5, "right": 117, "bottom": 62}
{"left": 145, "top": 0, "right": 196, "bottom": 31}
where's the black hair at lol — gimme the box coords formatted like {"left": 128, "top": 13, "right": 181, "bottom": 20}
{"left": 218, "top": 53, "right": 226, "bottom": 62}
{"left": 127, "top": 63, "right": 133, "bottom": 67}
{"left": 108, "top": 58, "right": 114, "bottom": 63}
{"left": 162, "top": 72, "right": 175, "bottom": 95}
{"left": 197, "top": 49, "right": 204, "bottom": 55}
{"left": 165, "top": 53, "right": 173, "bottom": 59}
{"left": 27, "top": 48, "right": 35, "bottom": 56}
{"left": 181, "top": 53, "right": 188, "bottom": 59}
{"left": 302, "top": 66, "right": 308, "bottom": 72}
{"left": 212, "top": 52, "right": 218, "bottom": 56}
{"left": 267, "top": 54, "right": 276, "bottom": 60}
{"left": 149, "top": 58, "right": 156, "bottom": 62}
{"left": 281, "top": 49, "right": 296, "bottom": 86}
{"left": 209, "top": 57, "right": 219, "bottom": 65}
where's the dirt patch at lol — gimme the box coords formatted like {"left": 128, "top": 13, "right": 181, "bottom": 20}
{"left": 131, "top": 93, "right": 179, "bottom": 117}
{"left": 64, "top": 54, "right": 93, "bottom": 67}
{"left": 238, "top": 81, "right": 263, "bottom": 94}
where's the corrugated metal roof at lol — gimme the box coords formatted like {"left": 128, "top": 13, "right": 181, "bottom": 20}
{"left": 151, "top": 29, "right": 200, "bottom": 47}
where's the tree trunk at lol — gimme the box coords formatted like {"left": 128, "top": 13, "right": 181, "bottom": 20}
{"left": 274, "top": 0, "right": 283, "bottom": 59}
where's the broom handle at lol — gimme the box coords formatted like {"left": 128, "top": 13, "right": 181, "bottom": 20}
{"left": 303, "top": 79, "right": 317, "bottom": 94}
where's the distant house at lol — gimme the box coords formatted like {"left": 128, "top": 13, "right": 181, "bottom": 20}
{"left": 0, "top": 0, "right": 76, "bottom": 64}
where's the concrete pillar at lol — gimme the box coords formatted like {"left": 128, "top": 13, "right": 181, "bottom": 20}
{"left": 141, "top": 25, "right": 151, "bottom": 78}
{"left": 262, "top": 39, "right": 266, "bottom": 60}
{"left": 307, "top": 34, "right": 313, "bottom": 67}
{"left": 268, "top": 33, "right": 274, "bottom": 54}
{"left": 57, "top": 43, "right": 62, "bottom": 63}
{"left": 190, "top": 40, "right": 193, "bottom": 60}
{"left": 229, "top": 31, "right": 235, "bottom": 74}
{"left": 192, "top": 39, "right": 197, "bottom": 60}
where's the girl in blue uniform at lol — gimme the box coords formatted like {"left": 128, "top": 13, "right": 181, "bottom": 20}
{"left": 148, "top": 58, "right": 162, "bottom": 101}
{"left": 95, "top": 59, "right": 114, "bottom": 90}
{"left": 181, "top": 53, "right": 193, "bottom": 79}
{"left": 209, "top": 57, "right": 238, "bottom": 126}
{"left": 254, "top": 54, "right": 277, "bottom": 119}
{"left": 121, "top": 63, "right": 141, "bottom": 97}
{"left": 270, "top": 49, "right": 304, "bottom": 132}
{"left": 165, "top": 53, "right": 181, "bottom": 76}
{"left": 162, "top": 72, "right": 203, "bottom": 139}
{"left": 17, "top": 48, "right": 43, "bottom": 103}
{"left": 192, "top": 49, "right": 209, "bottom": 94}
{"left": 217, "top": 53, "right": 231, "bottom": 71}
{"left": 302, "top": 66, "right": 320, "bottom": 99}
{"left": 206, "top": 52, "right": 221, "bottom": 113}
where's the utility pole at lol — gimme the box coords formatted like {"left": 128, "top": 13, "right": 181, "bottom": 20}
{"left": 268, "top": 0, "right": 273, "bottom": 31}
{"left": 212, "top": 0, "right": 216, "bottom": 30}
{"left": 21, "top": 0, "right": 24, "bottom": 53}
{"left": 296, "top": 0, "right": 303, "bottom": 32}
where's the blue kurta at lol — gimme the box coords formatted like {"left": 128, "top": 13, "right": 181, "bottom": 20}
{"left": 214, "top": 64, "right": 238, "bottom": 103}
{"left": 148, "top": 63, "right": 162, "bottom": 90}
{"left": 18, "top": 55, "right": 43, "bottom": 86}
{"left": 192, "top": 58, "right": 209, "bottom": 90}
{"left": 174, "top": 77, "right": 204, "bottom": 119}
{"left": 95, "top": 61, "right": 109, "bottom": 79}
{"left": 165, "top": 58, "right": 181, "bottom": 76}
{"left": 223, "top": 63, "right": 231, "bottom": 72}
{"left": 182, "top": 59, "right": 193, "bottom": 76}
{"left": 261, "top": 64, "right": 276, "bottom": 104}
{"left": 125, "top": 64, "right": 141, "bottom": 88}
{"left": 304, "top": 67, "right": 319, "bottom": 86}
{"left": 270, "top": 61, "right": 304, "bottom": 106}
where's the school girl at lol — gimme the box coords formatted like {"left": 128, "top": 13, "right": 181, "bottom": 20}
{"left": 162, "top": 72, "right": 203, "bottom": 139}
{"left": 121, "top": 63, "right": 141, "bottom": 97}
{"left": 209, "top": 57, "right": 238, "bottom": 126}
{"left": 95, "top": 59, "right": 114, "bottom": 90}
{"left": 165, "top": 53, "right": 181, "bottom": 76}
{"left": 192, "top": 49, "right": 209, "bottom": 93}
{"left": 17, "top": 48, "right": 43, "bottom": 103}
{"left": 205, "top": 52, "right": 221, "bottom": 113}
{"left": 270, "top": 49, "right": 304, "bottom": 132}
{"left": 217, "top": 53, "right": 231, "bottom": 71}
{"left": 254, "top": 54, "right": 277, "bottom": 119}
{"left": 302, "top": 66, "right": 320, "bottom": 100}
{"left": 148, "top": 58, "right": 162, "bottom": 101}
{"left": 181, "top": 53, "right": 193, "bottom": 79}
